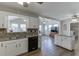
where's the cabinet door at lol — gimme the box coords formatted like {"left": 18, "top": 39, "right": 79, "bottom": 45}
{"left": 5, "top": 42, "right": 17, "bottom": 56}
{"left": 0, "top": 14, "right": 4, "bottom": 28}
{"left": 61, "top": 37, "right": 72, "bottom": 50}
{"left": 0, "top": 42, "right": 6, "bottom": 56}
{"left": 61, "top": 36, "right": 67, "bottom": 47}
{"left": 54, "top": 35, "right": 61, "bottom": 46}
{"left": 17, "top": 39, "right": 28, "bottom": 54}
{"left": 38, "top": 36, "right": 41, "bottom": 48}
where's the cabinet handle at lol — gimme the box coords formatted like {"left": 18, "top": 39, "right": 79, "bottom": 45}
{"left": 1, "top": 43, "right": 3, "bottom": 47}
{"left": 61, "top": 39, "right": 63, "bottom": 41}
{"left": 19, "top": 43, "right": 21, "bottom": 47}
{"left": 16, "top": 44, "right": 17, "bottom": 47}
{"left": 5, "top": 46, "right": 7, "bottom": 48}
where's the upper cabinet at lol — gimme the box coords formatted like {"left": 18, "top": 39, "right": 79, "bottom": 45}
{"left": 0, "top": 12, "right": 8, "bottom": 28}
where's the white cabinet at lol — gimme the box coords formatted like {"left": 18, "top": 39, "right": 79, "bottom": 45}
{"left": 61, "top": 37, "right": 69, "bottom": 49}
{"left": 0, "top": 42, "right": 6, "bottom": 56}
{"left": 54, "top": 35, "right": 75, "bottom": 50}
{"left": 0, "top": 38, "right": 28, "bottom": 56}
{"left": 61, "top": 36, "right": 74, "bottom": 50}
{"left": 54, "top": 35, "right": 61, "bottom": 46}
{"left": 17, "top": 39, "right": 28, "bottom": 55}
{"left": 0, "top": 13, "right": 7, "bottom": 28}
{"left": 4, "top": 41, "right": 17, "bottom": 56}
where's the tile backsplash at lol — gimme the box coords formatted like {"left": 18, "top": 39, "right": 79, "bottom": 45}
{"left": 0, "top": 32, "right": 38, "bottom": 41}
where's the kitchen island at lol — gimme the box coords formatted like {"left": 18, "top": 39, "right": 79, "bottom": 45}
{"left": 54, "top": 34, "right": 75, "bottom": 51}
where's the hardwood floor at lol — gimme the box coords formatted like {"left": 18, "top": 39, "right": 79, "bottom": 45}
{"left": 22, "top": 35, "right": 75, "bottom": 56}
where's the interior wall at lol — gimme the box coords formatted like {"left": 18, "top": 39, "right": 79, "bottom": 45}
{"left": 60, "top": 18, "right": 71, "bottom": 36}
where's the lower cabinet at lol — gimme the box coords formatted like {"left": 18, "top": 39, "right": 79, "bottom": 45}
{"left": 5, "top": 42, "right": 17, "bottom": 56}
{"left": 0, "top": 42, "right": 6, "bottom": 56}
{"left": 54, "top": 35, "right": 75, "bottom": 50}
{"left": 61, "top": 37, "right": 74, "bottom": 50}
{"left": 17, "top": 39, "right": 28, "bottom": 55}
{"left": 0, "top": 38, "right": 28, "bottom": 56}
{"left": 54, "top": 35, "right": 61, "bottom": 46}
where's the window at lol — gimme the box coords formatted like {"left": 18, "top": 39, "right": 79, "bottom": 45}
{"left": 9, "top": 23, "right": 26, "bottom": 32}
{"left": 39, "top": 25, "right": 42, "bottom": 31}
{"left": 20, "top": 24, "right": 26, "bottom": 32}
{"left": 48, "top": 25, "right": 52, "bottom": 32}
{"left": 8, "top": 16, "right": 27, "bottom": 32}
{"left": 11, "top": 23, "right": 19, "bottom": 32}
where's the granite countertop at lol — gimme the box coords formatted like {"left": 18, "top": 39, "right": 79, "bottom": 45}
{"left": 56, "top": 34, "right": 74, "bottom": 37}
{"left": 0, "top": 34, "right": 38, "bottom": 42}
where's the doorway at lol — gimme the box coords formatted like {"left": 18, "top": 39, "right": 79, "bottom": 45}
{"left": 70, "top": 22, "right": 79, "bottom": 40}
{"left": 39, "top": 23, "right": 51, "bottom": 35}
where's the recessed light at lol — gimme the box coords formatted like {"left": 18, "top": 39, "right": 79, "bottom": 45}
{"left": 43, "top": 21, "right": 46, "bottom": 24}
{"left": 54, "top": 24, "right": 58, "bottom": 27}
{"left": 24, "top": 20, "right": 26, "bottom": 22}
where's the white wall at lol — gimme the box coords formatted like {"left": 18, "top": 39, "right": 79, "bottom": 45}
{"left": 59, "top": 18, "right": 71, "bottom": 36}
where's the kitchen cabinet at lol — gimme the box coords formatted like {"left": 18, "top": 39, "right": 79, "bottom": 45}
{"left": 0, "top": 42, "right": 6, "bottom": 56}
{"left": 17, "top": 39, "right": 28, "bottom": 55}
{"left": 38, "top": 35, "right": 41, "bottom": 48}
{"left": 0, "top": 12, "right": 8, "bottom": 28}
{"left": 61, "top": 36, "right": 74, "bottom": 50}
{"left": 0, "top": 38, "right": 28, "bottom": 56}
{"left": 28, "top": 36, "right": 38, "bottom": 52}
{"left": 54, "top": 35, "right": 75, "bottom": 50}
{"left": 4, "top": 41, "right": 17, "bottom": 56}
{"left": 54, "top": 35, "right": 62, "bottom": 46}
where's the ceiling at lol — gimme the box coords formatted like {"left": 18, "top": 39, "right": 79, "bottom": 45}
{"left": 0, "top": 2, "right": 79, "bottom": 20}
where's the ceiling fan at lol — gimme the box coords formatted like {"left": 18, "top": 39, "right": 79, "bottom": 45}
{"left": 71, "top": 14, "right": 79, "bottom": 19}
{"left": 71, "top": 14, "right": 79, "bottom": 22}
{"left": 18, "top": 2, "right": 44, "bottom": 7}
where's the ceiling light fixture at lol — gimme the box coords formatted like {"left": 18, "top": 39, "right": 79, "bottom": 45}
{"left": 24, "top": 20, "right": 27, "bottom": 22}
{"left": 18, "top": 2, "right": 23, "bottom": 5}
{"left": 17, "top": 1, "right": 30, "bottom": 5}
{"left": 72, "top": 15, "right": 77, "bottom": 22}
{"left": 72, "top": 19, "right": 77, "bottom": 22}
{"left": 54, "top": 24, "right": 58, "bottom": 27}
{"left": 43, "top": 21, "right": 46, "bottom": 24}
